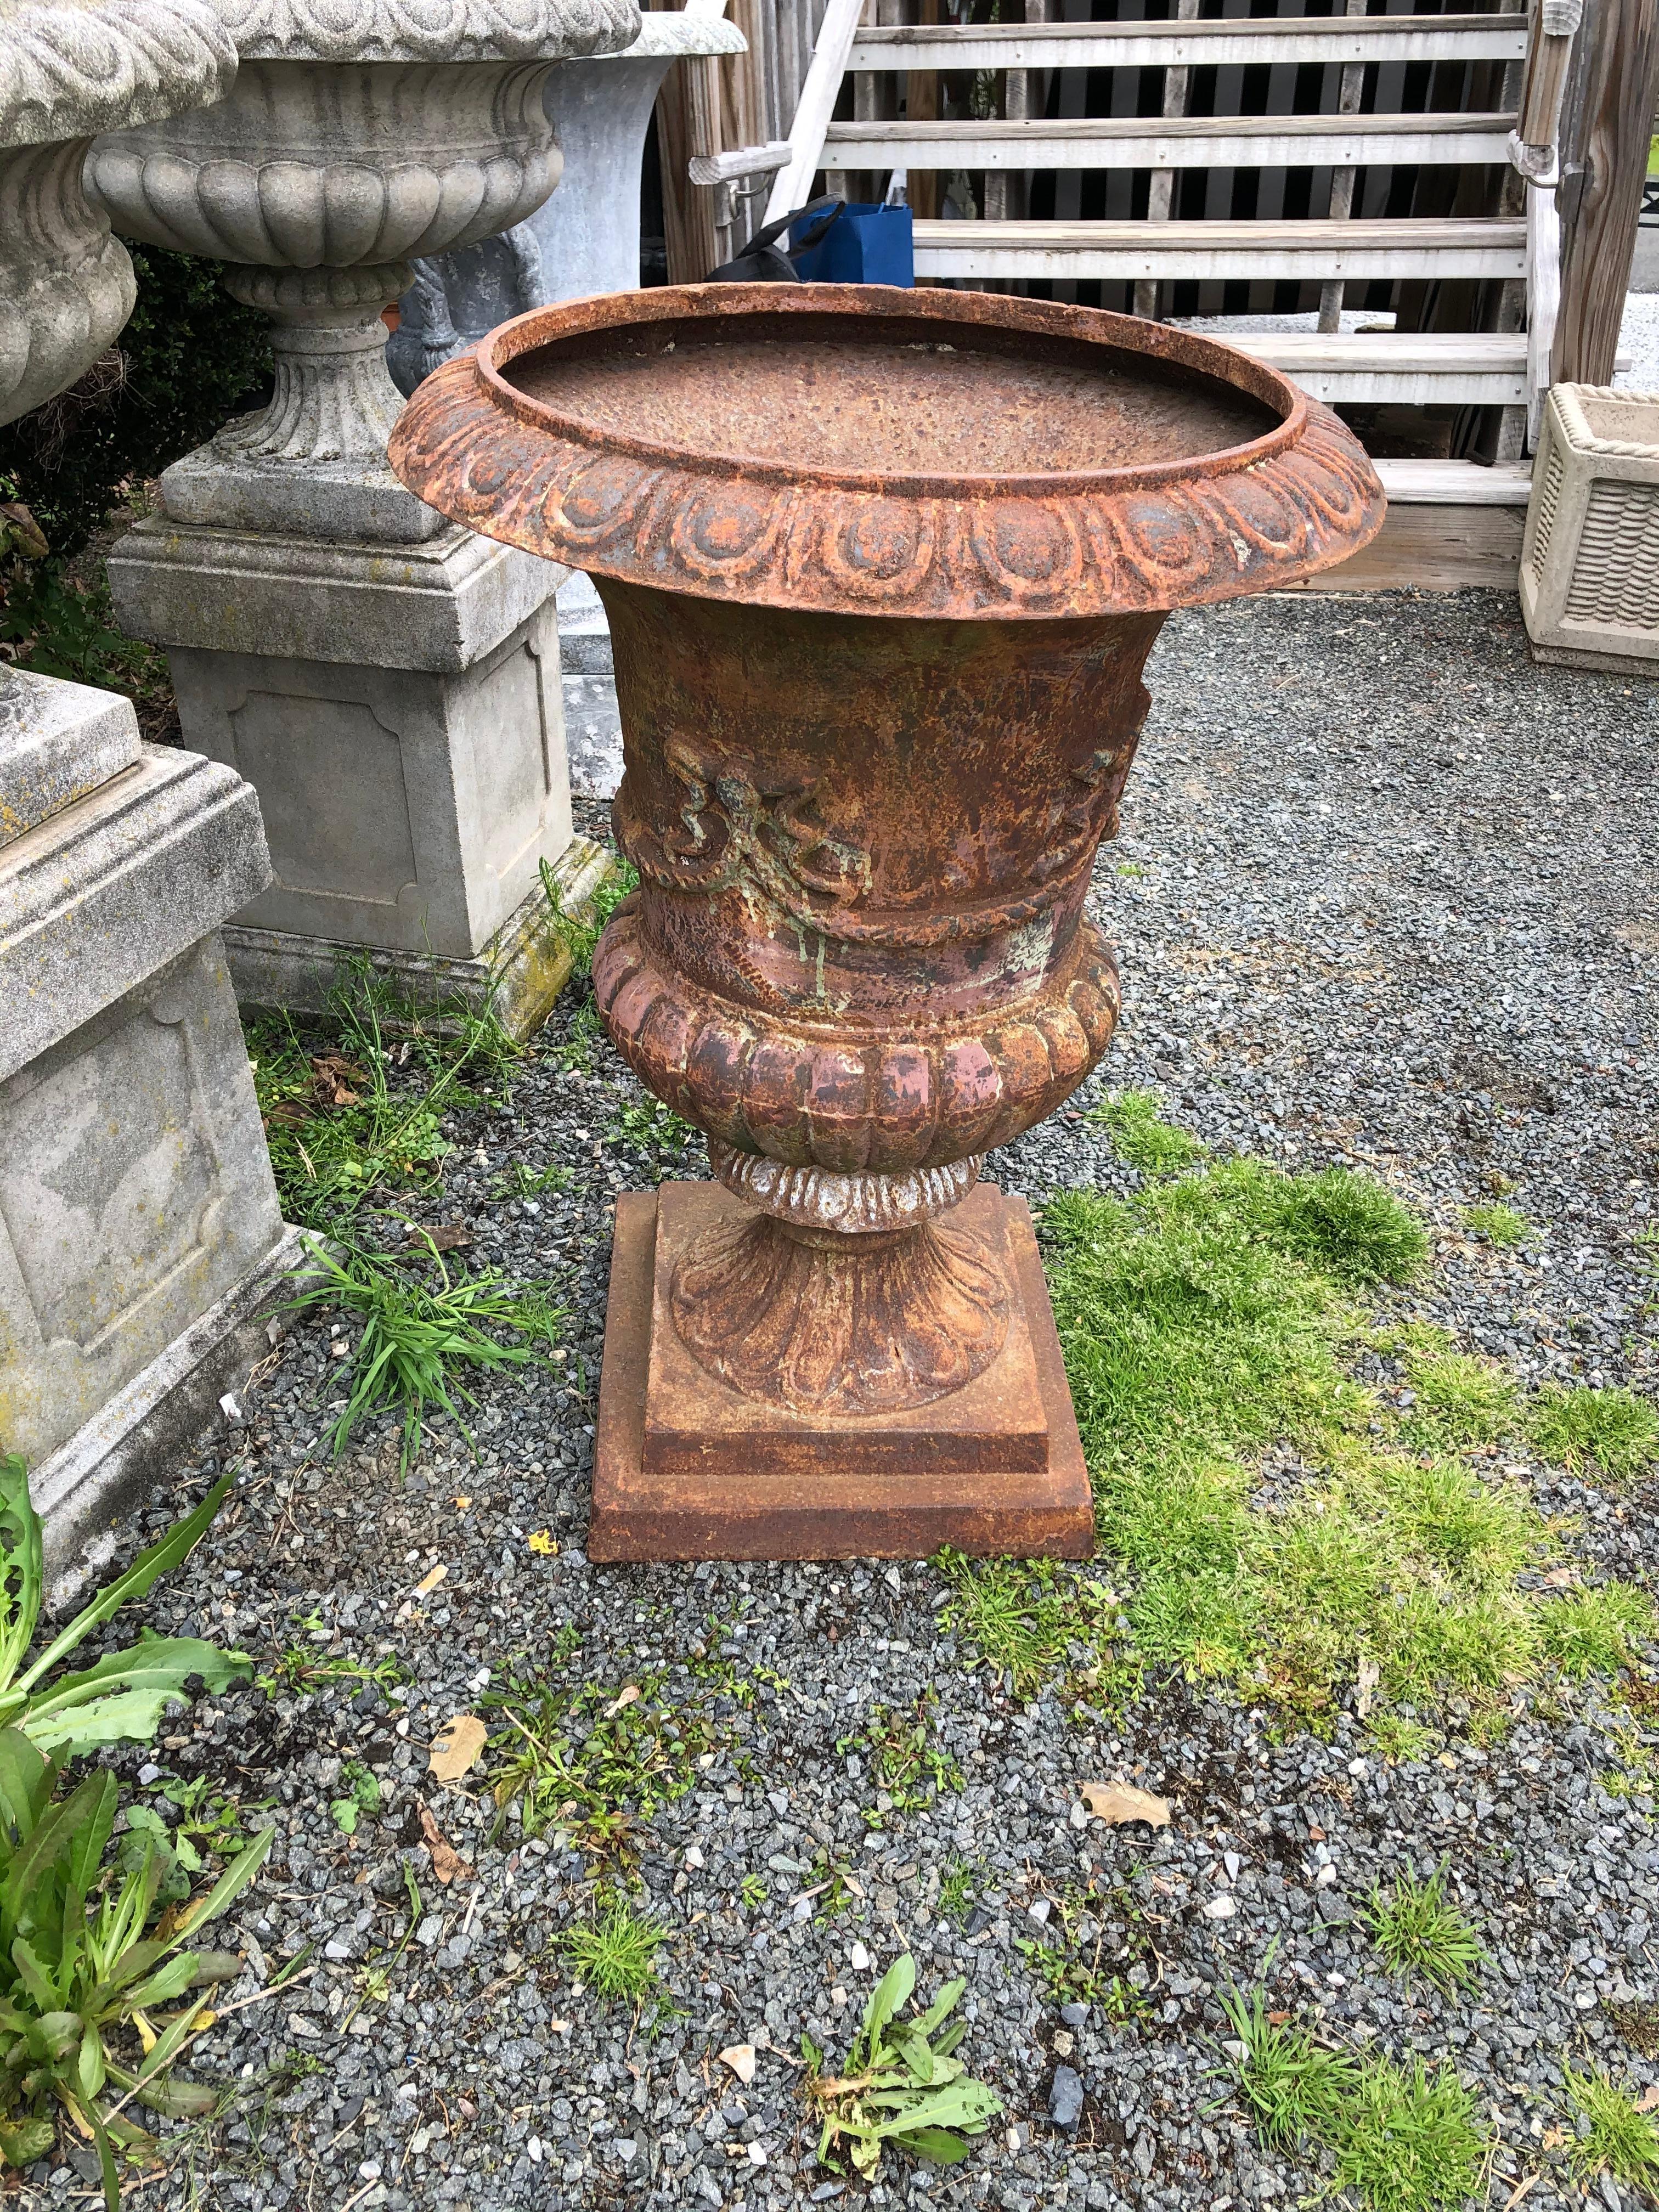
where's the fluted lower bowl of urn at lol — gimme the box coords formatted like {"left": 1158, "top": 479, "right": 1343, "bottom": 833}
{"left": 388, "top": 284, "right": 1384, "bottom": 1440}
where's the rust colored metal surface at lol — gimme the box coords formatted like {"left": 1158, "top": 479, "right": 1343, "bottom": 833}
{"left": 388, "top": 284, "right": 1385, "bottom": 1560}
{"left": 590, "top": 1185, "right": 1093, "bottom": 1562}
{"left": 390, "top": 283, "right": 1385, "bottom": 620}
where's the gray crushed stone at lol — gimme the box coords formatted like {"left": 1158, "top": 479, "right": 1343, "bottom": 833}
{"left": 23, "top": 587, "right": 1659, "bottom": 2212}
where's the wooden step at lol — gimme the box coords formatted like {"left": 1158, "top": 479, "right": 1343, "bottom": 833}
{"left": 825, "top": 110, "right": 1515, "bottom": 173}
{"left": 912, "top": 217, "right": 1526, "bottom": 284}
{"left": 1373, "top": 459, "right": 1532, "bottom": 505}
{"left": 1235, "top": 331, "right": 1526, "bottom": 405}
{"left": 1306, "top": 461, "right": 1532, "bottom": 591}
{"left": 851, "top": 13, "right": 1527, "bottom": 74}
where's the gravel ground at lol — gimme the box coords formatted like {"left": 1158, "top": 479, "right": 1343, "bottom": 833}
{"left": 25, "top": 587, "right": 1659, "bottom": 2212}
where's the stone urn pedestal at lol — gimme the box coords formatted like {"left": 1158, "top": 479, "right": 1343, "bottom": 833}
{"left": 0, "top": 0, "right": 310, "bottom": 1568}
{"left": 92, "top": 0, "right": 640, "bottom": 1031}
{"left": 391, "top": 286, "right": 1384, "bottom": 1560}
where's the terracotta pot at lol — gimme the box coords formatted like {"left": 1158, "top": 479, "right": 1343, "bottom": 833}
{"left": 391, "top": 284, "right": 1383, "bottom": 1558}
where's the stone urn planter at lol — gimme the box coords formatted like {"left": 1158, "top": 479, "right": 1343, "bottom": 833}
{"left": 1, "top": 0, "right": 306, "bottom": 1571}
{"left": 92, "top": 0, "right": 641, "bottom": 1032}
{"left": 391, "top": 285, "right": 1384, "bottom": 1560}
{"left": 390, "top": 7, "right": 746, "bottom": 396}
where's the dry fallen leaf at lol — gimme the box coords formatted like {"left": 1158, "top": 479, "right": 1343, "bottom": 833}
{"left": 1355, "top": 1656, "right": 1380, "bottom": 1719}
{"left": 719, "top": 2044, "right": 757, "bottom": 2086}
{"left": 1638, "top": 2086, "right": 1659, "bottom": 2114}
{"left": 1540, "top": 2126, "right": 1567, "bottom": 2152}
{"left": 605, "top": 1684, "right": 641, "bottom": 1720}
{"left": 428, "top": 1713, "right": 489, "bottom": 1785}
{"left": 309, "top": 1052, "right": 365, "bottom": 1107}
{"left": 408, "top": 1222, "right": 473, "bottom": 1255}
{"left": 1541, "top": 1566, "right": 1578, "bottom": 1588}
{"left": 1080, "top": 1782, "right": 1171, "bottom": 1829}
{"left": 454, "top": 1494, "right": 472, "bottom": 1512}
{"left": 419, "top": 1804, "right": 473, "bottom": 1886}
{"left": 528, "top": 1529, "right": 556, "bottom": 1556}
{"left": 1500, "top": 2176, "right": 1538, "bottom": 2212}
{"left": 414, "top": 1564, "right": 448, "bottom": 1598}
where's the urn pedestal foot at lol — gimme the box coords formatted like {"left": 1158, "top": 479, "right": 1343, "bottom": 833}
{"left": 590, "top": 1182, "right": 1093, "bottom": 1563}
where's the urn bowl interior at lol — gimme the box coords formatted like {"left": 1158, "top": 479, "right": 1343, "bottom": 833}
{"left": 494, "top": 287, "right": 1288, "bottom": 487}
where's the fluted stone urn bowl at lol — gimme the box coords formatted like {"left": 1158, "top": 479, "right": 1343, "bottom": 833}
{"left": 391, "top": 284, "right": 1385, "bottom": 1561}
{"left": 1, "top": 0, "right": 235, "bottom": 430}
{"left": 86, "top": 0, "right": 639, "bottom": 541}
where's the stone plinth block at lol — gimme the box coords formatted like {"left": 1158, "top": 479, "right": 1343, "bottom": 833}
{"left": 1, "top": 675, "right": 298, "bottom": 1566}
{"left": 108, "top": 514, "right": 602, "bottom": 1030}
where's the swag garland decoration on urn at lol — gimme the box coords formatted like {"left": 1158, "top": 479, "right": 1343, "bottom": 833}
{"left": 391, "top": 284, "right": 1385, "bottom": 1560}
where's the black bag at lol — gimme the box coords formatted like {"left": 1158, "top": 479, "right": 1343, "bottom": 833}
{"left": 705, "top": 196, "right": 842, "bottom": 283}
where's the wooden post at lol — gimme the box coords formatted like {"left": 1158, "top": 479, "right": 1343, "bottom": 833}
{"left": 1554, "top": 0, "right": 1659, "bottom": 384}
{"left": 907, "top": 0, "right": 943, "bottom": 225}
{"left": 1134, "top": 0, "right": 1202, "bottom": 320}
{"left": 1316, "top": 0, "right": 1374, "bottom": 336}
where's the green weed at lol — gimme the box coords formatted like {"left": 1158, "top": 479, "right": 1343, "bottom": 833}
{"left": 809, "top": 1955, "right": 1000, "bottom": 2179}
{"left": 740, "top": 1871, "right": 769, "bottom": 1910}
{"left": 1563, "top": 2067, "right": 1659, "bottom": 2196}
{"left": 482, "top": 1643, "right": 729, "bottom": 1857}
{"left": 1362, "top": 1859, "right": 1485, "bottom": 1993}
{"left": 839, "top": 1693, "right": 962, "bottom": 1823}
{"left": 1086, "top": 1089, "right": 1206, "bottom": 1178}
{"left": 562, "top": 1895, "right": 668, "bottom": 2007}
{"left": 329, "top": 1762, "right": 381, "bottom": 1837}
{"left": 541, "top": 855, "right": 639, "bottom": 977}
{"left": 938, "top": 1860, "right": 974, "bottom": 1923}
{"left": 1531, "top": 1384, "right": 1659, "bottom": 1486}
{"left": 1220, "top": 1985, "right": 1487, "bottom": 2212}
{"left": 610, "top": 1096, "right": 694, "bottom": 1166}
{"left": 1364, "top": 1714, "right": 1438, "bottom": 1764}
{"left": 490, "top": 1160, "right": 573, "bottom": 1201}
{"left": 935, "top": 1553, "right": 1130, "bottom": 1703}
{"left": 287, "top": 1243, "right": 560, "bottom": 1471}
{"left": 1462, "top": 1202, "right": 1530, "bottom": 1247}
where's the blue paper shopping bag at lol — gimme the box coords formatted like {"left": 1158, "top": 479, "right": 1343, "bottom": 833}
{"left": 789, "top": 201, "right": 915, "bottom": 287}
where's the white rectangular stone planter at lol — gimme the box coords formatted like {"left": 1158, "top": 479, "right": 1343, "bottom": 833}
{"left": 1, "top": 669, "right": 304, "bottom": 1571}
{"left": 109, "top": 516, "right": 609, "bottom": 1032}
{"left": 1521, "top": 384, "right": 1659, "bottom": 674}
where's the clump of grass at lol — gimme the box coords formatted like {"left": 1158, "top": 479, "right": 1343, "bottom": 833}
{"left": 287, "top": 1243, "right": 561, "bottom": 1471}
{"left": 1537, "top": 1581, "right": 1654, "bottom": 1678}
{"left": 1531, "top": 1384, "right": 1659, "bottom": 1486}
{"left": 1564, "top": 2066, "right": 1659, "bottom": 2196}
{"left": 563, "top": 1895, "right": 669, "bottom": 2006}
{"left": 1462, "top": 1201, "right": 1529, "bottom": 1246}
{"left": 934, "top": 1554, "right": 1130, "bottom": 1702}
{"left": 1220, "top": 1985, "right": 1487, "bottom": 2212}
{"left": 1086, "top": 1089, "right": 1207, "bottom": 1177}
{"left": 1365, "top": 1714, "right": 1438, "bottom": 1764}
{"left": 541, "top": 854, "right": 640, "bottom": 974}
{"left": 1403, "top": 1348, "right": 1519, "bottom": 1449}
{"left": 1362, "top": 1860, "right": 1486, "bottom": 1993}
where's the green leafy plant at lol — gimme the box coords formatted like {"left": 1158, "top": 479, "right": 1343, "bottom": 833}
{"left": 1362, "top": 1859, "right": 1485, "bottom": 1994}
{"left": 838, "top": 1694, "right": 962, "bottom": 1823}
{"left": 809, "top": 1955, "right": 1000, "bottom": 2178}
{"left": 0, "top": 1458, "right": 248, "bottom": 1757}
{"left": 740, "top": 1871, "right": 768, "bottom": 1910}
{"left": 329, "top": 1763, "right": 381, "bottom": 1837}
{"left": 562, "top": 1894, "right": 668, "bottom": 2005}
{"left": 0, "top": 1726, "right": 275, "bottom": 2203}
{"left": 287, "top": 1243, "right": 559, "bottom": 1471}
{"left": 1531, "top": 1384, "right": 1659, "bottom": 1486}
{"left": 490, "top": 1160, "right": 573, "bottom": 1201}
{"left": 1565, "top": 2065, "right": 1659, "bottom": 2196}
{"left": 1086, "top": 1089, "right": 1206, "bottom": 1178}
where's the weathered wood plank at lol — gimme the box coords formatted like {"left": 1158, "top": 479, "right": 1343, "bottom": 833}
{"left": 824, "top": 111, "right": 1515, "bottom": 171}
{"left": 849, "top": 15, "right": 1527, "bottom": 72}
{"left": 912, "top": 217, "right": 1526, "bottom": 282}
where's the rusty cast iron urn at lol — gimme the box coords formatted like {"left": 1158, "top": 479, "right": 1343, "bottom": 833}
{"left": 390, "top": 285, "right": 1383, "bottom": 1560}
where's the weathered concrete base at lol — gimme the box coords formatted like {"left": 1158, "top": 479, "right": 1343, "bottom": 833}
{"left": 1526, "top": 636, "right": 1659, "bottom": 678}
{"left": 36, "top": 1221, "right": 314, "bottom": 1592}
{"left": 225, "top": 830, "right": 612, "bottom": 1034}
{"left": 108, "top": 510, "right": 591, "bottom": 1015}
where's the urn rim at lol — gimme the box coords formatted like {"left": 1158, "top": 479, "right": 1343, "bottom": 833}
{"left": 390, "top": 280, "right": 1387, "bottom": 617}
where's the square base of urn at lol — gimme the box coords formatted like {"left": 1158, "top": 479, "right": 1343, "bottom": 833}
{"left": 590, "top": 1181, "right": 1094, "bottom": 1562}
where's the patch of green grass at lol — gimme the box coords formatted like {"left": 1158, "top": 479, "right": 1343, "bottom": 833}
{"left": 1564, "top": 2066, "right": 1659, "bottom": 2196}
{"left": 1086, "top": 1088, "right": 1207, "bottom": 1177}
{"left": 1402, "top": 1348, "right": 1519, "bottom": 1449}
{"left": 1362, "top": 1859, "right": 1485, "bottom": 1994}
{"left": 541, "top": 855, "right": 640, "bottom": 976}
{"left": 287, "top": 1244, "right": 561, "bottom": 1472}
{"left": 490, "top": 1159, "right": 573, "bottom": 1201}
{"left": 839, "top": 1695, "right": 963, "bottom": 1823}
{"left": 1041, "top": 1157, "right": 1649, "bottom": 1730}
{"left": 1462, "top": 1201, "right": 1530, "bottom": 1247}
{"left": 938, "top": 1860, "right": 974, "bottom": 1923}
{"left": 1537, "top": 1581, "right": 1654, "bottom": 1678}
{"left": 1220, "top": 1985, "right": 1487, "bottom": 2212}
{"left": 1365, "top": 1714, "right": 1438, "bottom": 1764}
{"left": 935, "top": 1553, "right": 1132, "bottom": 1703}
{"left": 562, "top": 1895, "right": 669, "bottom": 2007}
{"left": 1531, "top": 1384, "right": 1659, "bottom": 1486}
